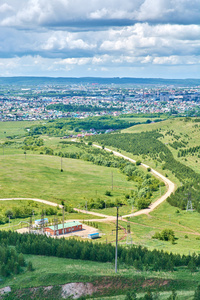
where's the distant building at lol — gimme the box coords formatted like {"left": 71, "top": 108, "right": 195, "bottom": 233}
{"left": 44, "top": 221, "right": 82, "bottom": 236}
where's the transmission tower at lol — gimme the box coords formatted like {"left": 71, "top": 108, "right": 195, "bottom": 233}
{"left": 62, "top": 206, "right": 65, "bottom": 234}
{"left": 186, "top": 192, "right": 193, "bottom": 212}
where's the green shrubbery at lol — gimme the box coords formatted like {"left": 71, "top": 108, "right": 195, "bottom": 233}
{"left": 152, "top": 229, "right": 175, "bottom": 243}
{"left": 0, "top": 245, "right": 27, "bottom": 277}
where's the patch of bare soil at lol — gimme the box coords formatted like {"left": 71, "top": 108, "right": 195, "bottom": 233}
{"left": 61, "top": 282, "right": 96, "bottom": 299}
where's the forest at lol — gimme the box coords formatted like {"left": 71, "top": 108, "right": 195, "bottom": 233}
{"left": 27, "top": 116, "right": 141, "bottom": 136}
{"left": 0, "top": 230, "right": 199, "bottom": 273}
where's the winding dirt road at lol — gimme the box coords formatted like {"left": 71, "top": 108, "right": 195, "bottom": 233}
{"left": 0, "top": 147, "right": 175, "bottom": 220}
{"left": 92, "top": 144, "right": 175, "bottom": 218}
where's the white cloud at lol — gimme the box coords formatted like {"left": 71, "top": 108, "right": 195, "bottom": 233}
{"left": 0, "top": 3, "right": 13, "bottom": 13}
{"left": 1, "top": 0, "right": 199, "bottom": 27}
{"left": 0, "top": 0, "right": 199, "bottom": 78}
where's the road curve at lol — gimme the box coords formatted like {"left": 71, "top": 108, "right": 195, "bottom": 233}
{"left": 0, "top": 147, "right": 175, "bottom": 220}
{"left": 92, "top": 144, "right": 175, "bottom": 218}
{"left": 0, "top": 198, "right": 63, "bottom": 209}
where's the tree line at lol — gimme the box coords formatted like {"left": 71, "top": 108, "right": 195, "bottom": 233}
{"left": 0, "top": 230, "right": 199, "bottom": 273}
{"left": 27, "top": 116, "right": 140, "bottom": 136}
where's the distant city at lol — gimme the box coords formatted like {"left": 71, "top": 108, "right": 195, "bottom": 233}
{"left": 0, "top": 80, "right": 199, "bottom": 121}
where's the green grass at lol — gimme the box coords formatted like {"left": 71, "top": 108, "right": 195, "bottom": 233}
{"left": 123, "top": 201, "right": 200, "bottom": 255}
{"left": 93, "top": 290, "right": 194, "bottom": 299}
{"left": 0, "top": 254, "right": 199, "bottom": 298}
{"left": 0, "top": 120, "right": 41, "bottom": 141}
{"left": 0, "top": 154, "right": 135, "bottom": 206}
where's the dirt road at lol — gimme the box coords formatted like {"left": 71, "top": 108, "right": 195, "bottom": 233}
{"left": 0, "top": 146, "right": 175, "bottom": 220}
{"left": 92, "top": 144, "right": 175, "bottom": 218}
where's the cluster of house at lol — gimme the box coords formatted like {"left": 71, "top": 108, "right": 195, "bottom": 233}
{"left": 0, "top": 84, "right": 199, "bottom": 121}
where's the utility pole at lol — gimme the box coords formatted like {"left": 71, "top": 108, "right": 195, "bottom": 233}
{"left": 111, "top": 171, "right": 113, "bottom": 191}
{"left": 85, "top": 201, "right": 88, "bottom": 212}
{"left": 54, "top": 217, "right": 58, "bottom": 236}
{"left": 29, "top": 215, "right": 32, "bottom": 233}
{"left": 61, "top": 156, "right": 63, "bottom": 172}
{"left": 62, "top": 206, "right": 65, "bottom": 234}
{"left": 115, "top": 206, "right": 119, "bottom": 273}
{"left": 8, "top": 215, "right": 11, "bottom": 226}
{"left": 41, "top": 211, "right": 44, "bottom": 234}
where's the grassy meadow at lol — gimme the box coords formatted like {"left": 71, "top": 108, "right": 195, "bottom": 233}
{"left": 121, "top": 200, "right": 200, "bottom": 255}
{"left": 0, "top": 154, "right": 135, "bottom": 206}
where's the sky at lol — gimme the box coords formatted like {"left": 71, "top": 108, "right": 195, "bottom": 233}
{"left": 0, "top": 0, "right": 199, "bottom": 78}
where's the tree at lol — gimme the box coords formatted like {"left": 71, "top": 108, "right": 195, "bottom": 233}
{"left": 193, "top": 284, "right": 200, "bottom": 300}
{"left": 27, "top": 261, "right": 34, "bottom": 271}
{"left": 188, "top": 258, "right": 196, "bottom": 273}
{"left": 143, "top": 290, "right": 153, "bottom": 300}
{"left": 167, "top": 289, "right": 177, "bottom": 300}
{"left": 125, "top": 291, "right": 137, "bottom": 300}
{"left": 18, "top": 253, "right": 25, "bottom": 267}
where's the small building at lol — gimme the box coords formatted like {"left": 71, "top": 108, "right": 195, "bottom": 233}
{"left": 44, "top": 221, "right": 82, "bottom": 236}
{"left": 88, "top": 233, "right": 100, "bottom": 239}
{"left": 35, "top": 218, "right": 48, "bottom": 226}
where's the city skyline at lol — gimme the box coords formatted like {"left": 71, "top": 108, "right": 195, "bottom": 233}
{"left": 0, "top": 0, "right": 199, "bottom": 79}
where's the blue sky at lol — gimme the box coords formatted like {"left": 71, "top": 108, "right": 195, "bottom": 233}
{"left": 0, "top": 0, "right": 199, "bottom": 78}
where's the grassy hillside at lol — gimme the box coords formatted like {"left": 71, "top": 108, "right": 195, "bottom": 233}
{"left": 0, "top": 154, "right": 135, "bottom": 206}
{"left": 123, "top": 117, "right": 200, "bottom": 174}
{"left": 1, "top": 254, "right": 199, "bottom": 299}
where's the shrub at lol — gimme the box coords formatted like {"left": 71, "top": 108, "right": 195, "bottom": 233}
{"left": 137, "top": 199, "right": 151, "bottom": 209}
{"left": 152, "top": 229, "right": 175, "bottom": 243}
{"left": 105, "top": 190, "right": 112, "bottom": 196}
{"left": 136, "top": 160, "right": 141, "bottom": 166}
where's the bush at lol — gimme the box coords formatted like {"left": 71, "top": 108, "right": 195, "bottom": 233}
{"left": 105, "top": 190, "right": 112, "bottom": 196}
{"left": 152, "top": 229, "right": 175, "bottom": 243}
{"left": 136, "top": 160, "right": 141, "bottom": 166}
{"left": 137, "top": 198, "right": 151, "bottom": 209}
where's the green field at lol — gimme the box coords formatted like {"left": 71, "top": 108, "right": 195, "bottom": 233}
{"left": 121, "top": 201, "right": 200, "bottom": 255}
{"left": 1, "top": 118, "right": 200, "bottom": 299}
{"left": 1, "top": 254, "right": 199, "bottom": 299}
{"left": 0, "top": 120, "right": 41, "bottom": 140}
{"left": 0, "top": 154, "right": 135, "bottom": 206}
